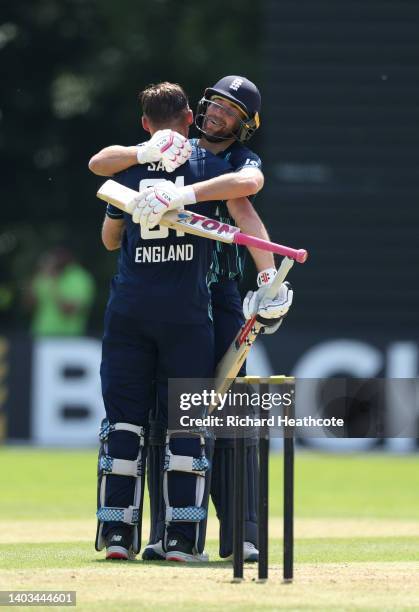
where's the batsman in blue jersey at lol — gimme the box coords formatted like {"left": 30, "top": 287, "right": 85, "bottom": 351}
{"left": 130, "top": 76, "right": 292, "bottom": 563}
{"left": 90, "top": 78, "right": 293, "bottom": 563}
{"left": 95, "top": 83, "right": 237, "bottom": 562}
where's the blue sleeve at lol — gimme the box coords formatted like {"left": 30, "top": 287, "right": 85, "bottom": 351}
{"left": 228, "top": 148, "right": 262, "bottom": 205}
{"left": 106, "top": 203, "right": 124, "bottom": 219}
{"left": 113, "top": 167, "right": 139, "bottom": 189}
{"left": 235, "top": 153, "right": 262, "bottom": 172}
{"left": 230, "top": 148, "right": 262, "bottom": 173}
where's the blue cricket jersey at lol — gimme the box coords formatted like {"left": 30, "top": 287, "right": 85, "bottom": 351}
{"left": 190, "top": 139, "right": 262, "bottom": 283}
{"left": 105, "top": 144, "right": 233, "bottom": 324}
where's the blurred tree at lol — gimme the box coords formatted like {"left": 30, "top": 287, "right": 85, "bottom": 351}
{"left": 0, "top": 0, "right": 262, "bottom": 331}
{"left": 1, "top": 0, "right": 262, "bottom": 220}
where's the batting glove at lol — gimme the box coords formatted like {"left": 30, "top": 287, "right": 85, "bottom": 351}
{"left": 136, "top": 129, "right": 192, "bottom": 173}
{"left": 243, "top": 267, "right": 293, "bottom": 334}
{"left": 126, "top": 180, "right": 196, "bottom": 229}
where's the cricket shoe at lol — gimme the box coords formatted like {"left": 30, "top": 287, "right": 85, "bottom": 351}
{"left": 165, "top": 533, "right": 209, "bottom": 563}
{"left": 141, "top": 540, "right": 166, "bottom": 561}
{"left": 243, "top": 541, "right": 259, "bottom": 562}
{"left": 225, "top": 541, "right": 259, "bottom": 563}
{"left": 105, "top": 526, "right": 135, "bottom": 560}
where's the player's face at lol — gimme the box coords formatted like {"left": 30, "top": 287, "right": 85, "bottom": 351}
{"left": 203, "top": 97, "right": 244, "bottom": 139}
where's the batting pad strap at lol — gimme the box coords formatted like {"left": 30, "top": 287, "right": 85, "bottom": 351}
{"left": 97, "top": 505, "right": 140, "bottom": 525}
{"left": 99, "top": 419, "right": 145, "bottom": 441}
{"left": 164, "top": 452, "right": 209, "bottom": 474}
{"left": 166, "top": 430, "right": 205, "bottom": 443}
{"left": 165, "top": 506, "right": 207, "bottom": 523}
{"left": 99, "top": 455, "right": 143, "bottom": 477}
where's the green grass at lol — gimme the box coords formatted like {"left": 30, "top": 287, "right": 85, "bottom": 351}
{"left": 1, "top": 448, "right": 419, "bottom": 610}
{"left": 0, "top": 448, "right": 95, "bottom": 519}
{"left": 1, "top": 537, "right": 418, "bottom": 570}
{"left": 288, "top": 452, "right": 419, "bottom": 519}
{"left": 0, "top": 447, "right": 418, "bottom": 520}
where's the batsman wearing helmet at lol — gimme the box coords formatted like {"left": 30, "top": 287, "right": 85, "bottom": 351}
{"left": 94, "top": 83, "right": 237, "bottom": 562}
{"left": 135, "top": 76, "right": 292, "bottom": 563}
{"left": 198, "top": 76, "right": 273, "bottom": 562}
{"left": 89, "top": 76, "right": 293, "bottom": 562}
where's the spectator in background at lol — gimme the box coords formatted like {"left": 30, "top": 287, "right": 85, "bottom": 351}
{"left": 27, "top": 247, "right": 96, "bottom": 336}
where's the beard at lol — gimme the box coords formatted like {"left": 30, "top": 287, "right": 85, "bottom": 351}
{"left": 202, "top": 116, "right": 235, "bottom": 140}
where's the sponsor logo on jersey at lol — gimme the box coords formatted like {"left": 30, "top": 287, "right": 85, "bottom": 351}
{"left": 244, "top": 158, "right": 260, "bottom": 167}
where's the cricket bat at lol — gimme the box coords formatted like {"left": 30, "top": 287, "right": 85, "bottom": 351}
{"left": 212, "top": 256, "right": 295, "bottom": 404}
{"left": 97, "top": 180, "right": 308, "bottom": 262}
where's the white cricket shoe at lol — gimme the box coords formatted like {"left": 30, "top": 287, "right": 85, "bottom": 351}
{"left": 226, "top": 541, "right": 259, "bottom": 563}
{"left": 244, "top": 541, "right": 259, "bottom": 562}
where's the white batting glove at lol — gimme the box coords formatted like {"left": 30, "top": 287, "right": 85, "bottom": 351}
{"left": 136, "top": 129, "right": 192, "bottom": 173}
{"left": 243, "top": 267, "right": 293, "bottom": 333}
{"left": 126, "top": 180, "right": 196, "bottom": 229}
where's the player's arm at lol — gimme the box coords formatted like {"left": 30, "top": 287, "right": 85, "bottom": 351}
{"left": 191, "top": 167, "right": 264, "bottom": 202}
{"left": 226, "top": 197, "right": 274, "bottom": 272}
{"left": 88, "top": 130, "right": 192, "bottom": 176}
{"left": 89, "top": 146, "right": 138, "bottom": 176}
{"left": 127, "top": 167, "right": 265, "bottom": 229}
{"left": 102, "top": 215, "right": 125, "bottom": 251}
{"left": 226, "top": 196, "right": 293, "bottom": 331}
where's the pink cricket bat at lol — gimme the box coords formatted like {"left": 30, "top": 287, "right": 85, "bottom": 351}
{"left": 97, "top": 180, "right": 308, "bottom": 263}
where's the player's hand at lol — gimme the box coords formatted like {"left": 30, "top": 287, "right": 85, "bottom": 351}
{"left": 126, "top": 180, "right": 196, "bottom": 229}
{"left": 136, "top": 129, "right": 192, "bottom": 172}
{"left": 243, "top": 267, "right": 293, "bottom": 334}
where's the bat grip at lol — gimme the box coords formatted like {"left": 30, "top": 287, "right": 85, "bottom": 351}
{"left": 264, "top": 257, "right": 294, "bottom": 299}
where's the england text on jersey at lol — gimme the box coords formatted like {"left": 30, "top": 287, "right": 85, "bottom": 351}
{"left": 135, "top": 244, "right": 193, "bottom": 263}
{"left": 105, "top": 143, "right": 234, "bottom": 324}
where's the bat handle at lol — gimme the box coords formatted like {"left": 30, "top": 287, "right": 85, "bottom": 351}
{"left": 295, "top": 249, "right": 308, "bottom": 263}
{"left": 264, "top": 257, "right": 294, "bottom": 299}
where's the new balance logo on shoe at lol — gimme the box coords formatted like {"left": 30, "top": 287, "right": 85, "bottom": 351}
{"left": 168, "top": 539, "right": 178, "bottom": 547}
{"left": 111, "top": 535, "right": 122, "bottom": 542}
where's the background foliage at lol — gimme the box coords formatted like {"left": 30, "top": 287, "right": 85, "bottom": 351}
{"left": 0, "top": 0, "right": 262, "bottom": 331}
